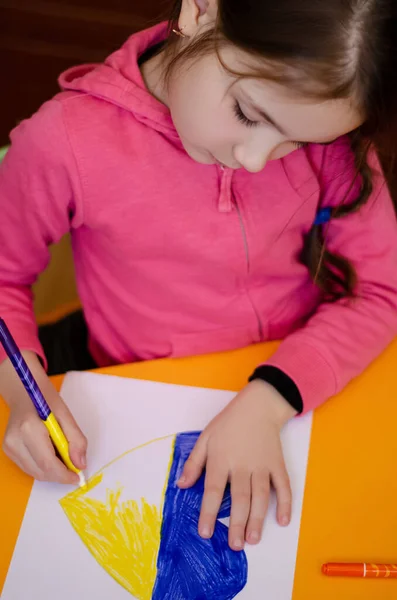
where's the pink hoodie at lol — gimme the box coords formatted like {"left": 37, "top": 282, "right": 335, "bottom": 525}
{"left": 1, "top": 23, "right": 397, "bottom": 413}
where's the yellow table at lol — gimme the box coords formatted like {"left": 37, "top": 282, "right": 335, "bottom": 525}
{"left": 1, "top": 341, "right": 397, "bottom": 599}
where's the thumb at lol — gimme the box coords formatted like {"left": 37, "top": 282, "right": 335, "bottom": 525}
{"left": 178, "top": 434, "right": 207, "bottom": 488}
{"left": 53, "top": 396, "right": 88, "bottom": 471}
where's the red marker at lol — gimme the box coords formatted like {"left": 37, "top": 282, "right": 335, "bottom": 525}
{"left": 322, "top": 563, "right": 397, "bottom": 578}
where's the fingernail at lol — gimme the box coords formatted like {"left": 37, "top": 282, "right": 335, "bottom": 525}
{"left": 248, "top": 531, "right": 260, "bottom": 544}
{"left": 281, "top": 516, "right": 289, "bottom": 526}
{"left": 178, "top": 475, "right": 186, "bottom": 485}
{"left": 233, "top": 538, "right": 244, "bottom": 549}
{"left": 80, "top": 454, "right": 87, "bottom": 469}
{"left": 200, "top": 525, "right": 212, "bottom": 539}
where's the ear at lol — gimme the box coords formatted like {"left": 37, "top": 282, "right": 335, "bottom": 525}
{"left": 178, "top": 0, "right": 218, "bottom": 37}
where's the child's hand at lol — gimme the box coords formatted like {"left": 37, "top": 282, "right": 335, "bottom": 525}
{"left": 1, "top": 352, "right": 87, "bottom": 485}
{"left": 177, "top": 380, "right": 297, "bottom": 550}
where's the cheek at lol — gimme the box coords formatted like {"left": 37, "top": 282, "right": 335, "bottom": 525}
{"left": 169, "top": 85, "right": 209, "bottom": 142}
{"left": 167, "top": 65, "right": 237, "bottom": 148}
{"left": 170, "top": 91, "right": 234, "bottom": 149}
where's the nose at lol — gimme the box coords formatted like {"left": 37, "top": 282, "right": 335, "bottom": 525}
{"left": 233, "top": 134, "right": 276, "bottom": 173}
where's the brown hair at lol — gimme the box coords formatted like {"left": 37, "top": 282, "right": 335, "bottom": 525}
{"left": 166, "top": 0, "right": 397, "bottom": 300}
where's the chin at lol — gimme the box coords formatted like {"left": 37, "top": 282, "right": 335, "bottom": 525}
{"left": 180, "top": 141, "right": 214, "bottom": 165}
{"left": 194, "top": 154, "right": 215, "bottom": 165}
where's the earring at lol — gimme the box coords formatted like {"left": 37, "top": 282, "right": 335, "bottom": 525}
{"left": 172, "top": 25, "right": 187, "bottom": 38}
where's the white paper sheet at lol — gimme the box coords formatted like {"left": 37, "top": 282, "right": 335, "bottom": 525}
{"left": 2, "top": 372, "right": 312, "bottom": 600}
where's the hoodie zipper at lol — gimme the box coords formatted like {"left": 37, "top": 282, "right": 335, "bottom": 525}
{"left": 233, "top": 193, "right": 250, "bottom": 272}
{"left": 224, "top": 171, "right": 264, "bottom": 342}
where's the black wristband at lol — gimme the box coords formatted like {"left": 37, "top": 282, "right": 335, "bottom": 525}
{"left": 249, "top": 365, "right": 303, "bottom": 414}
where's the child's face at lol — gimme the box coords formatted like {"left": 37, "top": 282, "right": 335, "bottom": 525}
{"left": 166, "top": 46, "right": 364, "bottom": 172}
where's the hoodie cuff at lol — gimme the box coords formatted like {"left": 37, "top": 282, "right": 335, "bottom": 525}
{"left": 249, "top": 365, "right": 303, "bottom": 414}
{"left": 264, "top": 339, "right": 338, "bottom": 414}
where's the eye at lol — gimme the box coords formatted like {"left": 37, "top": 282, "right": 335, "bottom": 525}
{"left": 233, "top": 101, "right": 258, "bottom": 128}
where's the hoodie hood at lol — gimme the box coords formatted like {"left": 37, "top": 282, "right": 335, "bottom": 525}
{"left": 58, "top": 22, "right": 179, "bottom": 141}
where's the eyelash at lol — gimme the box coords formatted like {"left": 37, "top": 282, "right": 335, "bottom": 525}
{"left": 233, "top": 101, "right": 308, "bottom": 150}
{"left": 233, "top": 101, "right": 259, "bottom": 128}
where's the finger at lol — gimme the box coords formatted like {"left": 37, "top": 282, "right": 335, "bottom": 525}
{"left": 198, "top": 462, "right": 228, "bottom": 540}
{"left": 229, "top": 470, "right": 251, "bottom": 550}
{"left": 54, "top": 398, "right": 88, "bottom": 470}
{"left": 5, "top": 442, "right": 45, "bottom": 481}
{"left": 246, "top": 470, "right": 270, "bottom": 544}
{"left": 178, "top": 434, "right": 207, "bottom": 488}
{"left": 271, "top": 463, "right": 292, "bottom": 526}
{"left": 24, "top": 423, "right": 79, "bottom": 485}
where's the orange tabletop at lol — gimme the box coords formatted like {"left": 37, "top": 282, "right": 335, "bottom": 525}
{"left": 1, "top": 340, "right": 397, "bottom": 600}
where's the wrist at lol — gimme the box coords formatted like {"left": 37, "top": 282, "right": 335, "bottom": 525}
{"left": 249, "top": 365, "right": 303, "bottom": 414}
{"left": 0, "top": 350, "right": 44, "bottom": 408}
{"left": 247, "top": 379, "right": 298, "bottom": 427}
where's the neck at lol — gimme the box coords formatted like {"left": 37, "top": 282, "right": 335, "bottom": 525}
{"left": 140, "top": 47, "right": 170, "bottom": 107}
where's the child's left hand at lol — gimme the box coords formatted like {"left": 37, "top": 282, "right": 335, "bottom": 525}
{"left": 177, "top": 379, "right": 297, "bottom": 550}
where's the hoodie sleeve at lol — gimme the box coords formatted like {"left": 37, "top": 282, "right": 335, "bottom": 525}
{"left": 260, "top": 147, "right": 397, "bottom": 414}
{"left": 0, "top": 99, "right": 83, "bottom": 367}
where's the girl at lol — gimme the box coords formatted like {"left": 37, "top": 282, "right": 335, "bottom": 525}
{"left": 1, "top": 0, "right": 397, "bottom": 552}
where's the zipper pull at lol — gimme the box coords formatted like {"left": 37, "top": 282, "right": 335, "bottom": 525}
{"left": 218, "top": 167, "right": 233, "bottom": 213}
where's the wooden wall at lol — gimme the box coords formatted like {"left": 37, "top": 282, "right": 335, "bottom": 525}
{"left": 0, "top": 0, "right": 172, "bottom": 145}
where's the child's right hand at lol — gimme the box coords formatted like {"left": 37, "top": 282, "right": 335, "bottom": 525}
{"left": 1, "top": 350, "right": 87, "bottom": 484}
